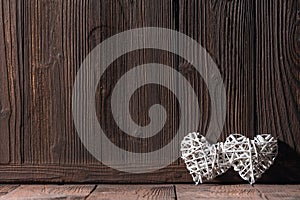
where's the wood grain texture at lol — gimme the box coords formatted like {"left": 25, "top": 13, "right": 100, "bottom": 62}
{"left": 176, "top": 184, "right": 264, "bottom": 200}
{"left": 177, "top": 0, "right": 257, "bottom": 179}
{"left": 0, "top": 164, "right": 196, "bottom": 183}
{"left": 1, "top": 184, "right": 300, "bottom": 200}
{"left": 253, "top": 0, "right": 300, "bottom": 182}
{"left": 91, "top": 0, "right": 179, "bottom": 154}
{"left": 0, "top": 0, "right": 23, "bottom": 164}
{"left": 254, "top": 0, "right": 300, "bottom": 151}
{"left": 0, "top": 0, "right": 299, "bottom": 183}
{"left": 0, "top": 185, "right": 19, "bottom": 197}
{"left": 87, "top": 185, "right": 176, "bottom": 200}
{"left": 0, "top": 185, "right": 96, "bottom": 200}
{"left": 178, "top": 0, "right": 256, "bottom": 140}
{"left": 0, "top": 164, "right": 293, "bottom": 184}
{"left": 254, "top": 185, "right": 300, "bottom": 200}
{"left": 23, "top": 0, "right": 78, "bottom": 164}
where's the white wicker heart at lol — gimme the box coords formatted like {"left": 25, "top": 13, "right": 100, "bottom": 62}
{"left": 224, "top": 134, "right": 278, "bottom": 184}
{"left": 181, "top": 133, "right": 278, "bottom": 185}
{"left": 181, "top": 132, "right": 231, "bottom": 184}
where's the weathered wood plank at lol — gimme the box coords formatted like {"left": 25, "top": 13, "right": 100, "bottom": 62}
{"left": 254, "top": 185, "right": 300, "bottom": 200}
{"left": 87, "top": 185, "right": 176, "bottom": 200}
{"left": 23, "top": 0, "right": 67, "bottom": 164}
{"left": 0, "top": 164, "right": 298, "bottom": 183}
{"left": 0, "top": 185, "right": 96, "bottom": 200}
{"left": 175, "top": 184, "right": 264, "bottom": 200}
{"left": 0, "top": 0, "right": 11, "bottom": 164}
{"left": 0, "top": 164, "right": 192, "bottom": 183}
{"left": 0, "top": 0, "right": 22, "bottom": 164}
{"left": 0, "top": 185, "right": 19, "bottom": 197}
{"left": 253, "top": 0, "right": 300, "bottom": 181}
{"left": 178, "top": 0, "right": 256, "bottom": 140}
{"left": 176, "top": 0, "right": 256, "bottom": 180}
{"left": 0, "top": 184, "right": 299, "bottom": 200}
{"left": 254, "top": 0, "right": 300, "bottom": 151}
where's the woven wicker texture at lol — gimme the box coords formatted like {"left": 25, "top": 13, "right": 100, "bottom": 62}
{"left": 181, "top": 133, "right": 278, "bottom": 184}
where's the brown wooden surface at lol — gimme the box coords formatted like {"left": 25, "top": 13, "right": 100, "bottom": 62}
{"left": 0, "top": 0, "right": 299, "bottom": 183}
{"left": 176, "top": 184, "right": 263, "bottom": 200}
{"left": 87, "top": 185, "right": 176, "bottom": 200}
{"left": 176, "top": 184, "right": 300, "bottom": 200}
{"left": 0, "top": 185, "right": 96, "bottom": 200}
{"left": 255, "top": 185, "right": 300, "bottom": 200}
{"left": 255, "top": 0, "right": 300, "bottom": 153}
{"left": 0, "top": 185, "right": 19, "bottom": 197}
{"left": 0, "top": 184, "right": 299, "bottom": 200}
{"left": 0, "top": 0, "right": 23, "bottom": 165}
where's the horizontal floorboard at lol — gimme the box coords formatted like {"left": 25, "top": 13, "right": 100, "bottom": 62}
{"left": 87, "top": 185, "right": 176, "bottom": 200}
{"left": 1, "top": 184, "right": 300, "bottom": 200}
{"left": 0, "top": 185, "right": 96, "bottom": 200}
{"left": 175, "top": 184, "right": 264, "bottom": 200}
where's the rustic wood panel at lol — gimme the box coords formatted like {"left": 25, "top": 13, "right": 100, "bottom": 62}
{"left": 87, "top": 185, "right": 176, "bottom": 200}
{"left": 0, "top": 0, "right": 299, "bottom": 183}
{"left": 23, "top": 0, "right": 179, "bottom": 163}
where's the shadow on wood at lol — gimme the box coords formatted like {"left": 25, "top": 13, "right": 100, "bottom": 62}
{"left": 210, "top": 141, "right": 300, "bottom": 184}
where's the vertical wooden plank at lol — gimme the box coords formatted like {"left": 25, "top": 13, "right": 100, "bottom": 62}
{"left": 255, "top": 0, "right": 300, "bottom": 151}
{"left": 253, "top": 0, "right": 300, "bottom": 181}
{"left": 0, "top": 0, "right": 22, "bottom": 164}
{"left": 23, "top": 0, "right": 67, "bottom": 164}
{"left": 60, "top": 0, "right": 95, "bottom": 164}
{"left": 177, "top": 0, "right": 256, "bottom": 180}
{"left": 0, "top": 0, "right": 11, "bottom": 164}
{"left": 178, "top": 0, "right": 256, "bottom": 143}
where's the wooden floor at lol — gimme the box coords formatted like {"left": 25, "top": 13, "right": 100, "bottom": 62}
{"left": 0, "top": 184, "right": 299, "bottom": 200}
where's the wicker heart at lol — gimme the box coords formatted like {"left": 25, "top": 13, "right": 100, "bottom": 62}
{"left": 224, "top": 134, "right": 278, "bottom": 184}
{"left": 181, "top": 132, "right": 231, "bottom": 184}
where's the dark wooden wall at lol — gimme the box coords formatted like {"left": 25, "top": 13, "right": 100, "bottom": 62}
{"left": 0, "top": 0, "right": 299, "bottom": 183}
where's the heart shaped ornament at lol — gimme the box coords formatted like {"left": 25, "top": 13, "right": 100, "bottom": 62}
{"left": 224, "top": 134, "right": 278, "bottom": 185}
{"left": 181, "top": 133, "right": 278, "bottom": 185}
{"left": 181, "top": 132, "right": 231, "bottom": 184}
